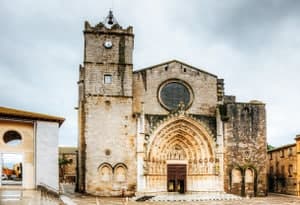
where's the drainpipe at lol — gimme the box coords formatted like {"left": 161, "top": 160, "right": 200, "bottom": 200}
{"left": 75, "top": 150, "right": 79, "bottom": 192}
{"left": 34, "top": 121, "right": 37, "bottom": 189}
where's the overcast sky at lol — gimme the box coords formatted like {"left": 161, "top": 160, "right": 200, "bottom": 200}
{"left": 1, "top": 0, "right": 300, "bottom": 147}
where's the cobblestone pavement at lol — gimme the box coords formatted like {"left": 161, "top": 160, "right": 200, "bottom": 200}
{"left": 67, "top": 194, "right": 300, "bottom": 205}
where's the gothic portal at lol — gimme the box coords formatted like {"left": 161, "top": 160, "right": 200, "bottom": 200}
{"left": 77, "top": 11, "right": 268, "bottom": 197}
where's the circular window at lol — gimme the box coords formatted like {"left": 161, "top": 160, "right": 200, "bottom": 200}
{"left": 3, "top": 131, "right": 22, "bottom": 146}
{"left": 159, "top": 81, "right": 192, "bottom": 110}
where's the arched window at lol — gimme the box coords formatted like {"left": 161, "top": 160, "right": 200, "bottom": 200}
{"left": 245, "top": 168, "right": 254, "bottom": 183}
{"left": 232, "top": 168, "right": 242, "bottom": 183}
{"left": 114, "top": 163, "right": 127, "bottom": 182}
{"left": 3, "top": 130, "right": 22, "bottom": 146}
{"left": 98, "top": 163, "right": 113, "bottom": 182}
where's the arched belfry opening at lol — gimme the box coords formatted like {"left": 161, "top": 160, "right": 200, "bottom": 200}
{"left": 143, "top": 115, "right": 223, "bottom": 193}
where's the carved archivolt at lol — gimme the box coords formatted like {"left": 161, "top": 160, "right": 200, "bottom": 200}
{"left": 145, "top": 116, "right": 217, "bottom": 175}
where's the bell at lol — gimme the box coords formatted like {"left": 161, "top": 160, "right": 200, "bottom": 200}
{"left": 108, "top": 19, "right": 114, "bottom": 25}
{"left": 107, "top": 10, "right": 114, "bottom": 25}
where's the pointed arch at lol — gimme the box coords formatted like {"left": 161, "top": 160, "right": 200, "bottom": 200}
{"left": 98, "top": 162, "right": 113, "bottom": 182}
{"left": 98, "top": 162, "right": 113, "bottom": 170}
{"left": 231, "top": 167, "right": 242, "bottom": 184}
{"left": 229, "top": 164, "right": 258, "bottom": 197}
{"left": 244, "top": 165, "right": 258, "bottom": 196}
{"left": 113, "top": 163, "right": 128, "bottom": 171}
{"left": 144, "top": 115, "right": 220, "bottom": 192}
{"left": 147, "top": 115, "right": 216, "bottom": 162}
{"left": 113, "top": 163, "right": 128, "bottom": 182}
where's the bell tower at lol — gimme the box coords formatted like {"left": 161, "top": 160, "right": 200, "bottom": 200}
{"left": 82, "top": 10, "right": 134, "bottom": 96}
{"left": 77, "top": 11, "right": 136, "bottom": 195}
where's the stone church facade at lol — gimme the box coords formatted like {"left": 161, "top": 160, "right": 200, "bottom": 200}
{"left": 77, "top": 12, "right": 267, "bottom": 197}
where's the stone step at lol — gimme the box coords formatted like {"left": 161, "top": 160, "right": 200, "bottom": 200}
{"left": 0, "top": 189, "right": 64, "bottom": 205}
{"left": 148, "top": 192, "right": 243, "bottom": 202}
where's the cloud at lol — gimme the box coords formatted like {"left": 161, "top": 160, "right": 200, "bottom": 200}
{"left": 0, "top": 0, "right": 299, "bottom": 147}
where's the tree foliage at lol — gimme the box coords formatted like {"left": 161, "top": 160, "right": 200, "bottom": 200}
{"left": 59, "top": 157, "right": 73, "bottom": 182}
{"left": 267, "top": 144, "right": 275, "bottom": 150}
{"left": 59, "top": 158, "right": 72, "bottom": 166}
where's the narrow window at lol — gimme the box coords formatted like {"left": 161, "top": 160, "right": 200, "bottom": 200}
{"left": 270, "top": 166, "right": 273, "bottom": 174}
{"left": 280, "top": 149, "right": 284, "bottom": 158}
{"left": 245, "top": 168, "right": 254, "bottom": 183}
{"left": 288, "top": 147, "right": 293, "bottom": 156}
{"left": 232, "top": 168, "right": 242, "bottom": 183}
{"left": 288, "top": 165, "right": 293, "bottom": 177}
{"left": 104, "top": 74, "right": 112, "bottom": 84}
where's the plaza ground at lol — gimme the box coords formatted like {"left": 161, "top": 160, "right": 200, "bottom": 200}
{"left": 1, "top": 185, "right": 300, "bottom": 205}
{"left": 61, "top": 184, "right": 300, "bottom": 205}
{"left": 67, "top": 193, "right": 300, "bottom": 205}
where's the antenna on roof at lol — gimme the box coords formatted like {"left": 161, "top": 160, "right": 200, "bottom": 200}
{"left": 111, "top": 0, "right": 114, "bottom": 10}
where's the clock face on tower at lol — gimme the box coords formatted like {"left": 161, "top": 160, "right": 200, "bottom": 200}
{"left": 104, "top": 40, "right": 113, "bottom": 49}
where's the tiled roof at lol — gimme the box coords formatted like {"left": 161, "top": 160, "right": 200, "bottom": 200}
{"left": 268, "top": 143, "right": 295, "bottom": 152}
{"left": 0, "top": 106, "right": 65, "bottom": 126}
{"left": 295, "top": 135, "right": 300, "bottom": 140}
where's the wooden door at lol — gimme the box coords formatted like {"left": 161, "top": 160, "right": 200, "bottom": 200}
{"left": 167, "top": 164, "right": 186, "bottom": 193}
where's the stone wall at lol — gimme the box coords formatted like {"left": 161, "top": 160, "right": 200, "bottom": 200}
{"left": 84, "top": 22, "right": 133, "bottom": 65}
{"left": 133, "top": 60, "right": 218, "bottom": 116}
{"left": 78, "top": 20, "right": 136, "bottom": 196}
{"left": 223, "top": 102, "right": 267, "bottom": 196}
{"left": 83, "top": 63, "right": 133, "bottom": 97}
{"left": 145, "top": 114, "right": 217, "bottom": 140}
{"left": 83, "top": 96, "right": 136, "bottom": 196}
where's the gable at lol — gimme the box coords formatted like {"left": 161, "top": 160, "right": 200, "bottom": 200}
{"left": 133, "top": 60, "right": 219, "bottom": 116}
{"left": 133, "top": 59, "right": 217, "bottom": 78}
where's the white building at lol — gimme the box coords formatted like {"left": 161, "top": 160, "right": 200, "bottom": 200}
{"left": 0, "top": 106, "right": 64, "bottom": 192}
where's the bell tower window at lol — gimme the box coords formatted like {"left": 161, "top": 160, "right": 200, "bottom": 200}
{"left": 104, "top": 74, "right": 112, "bottom": 84}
